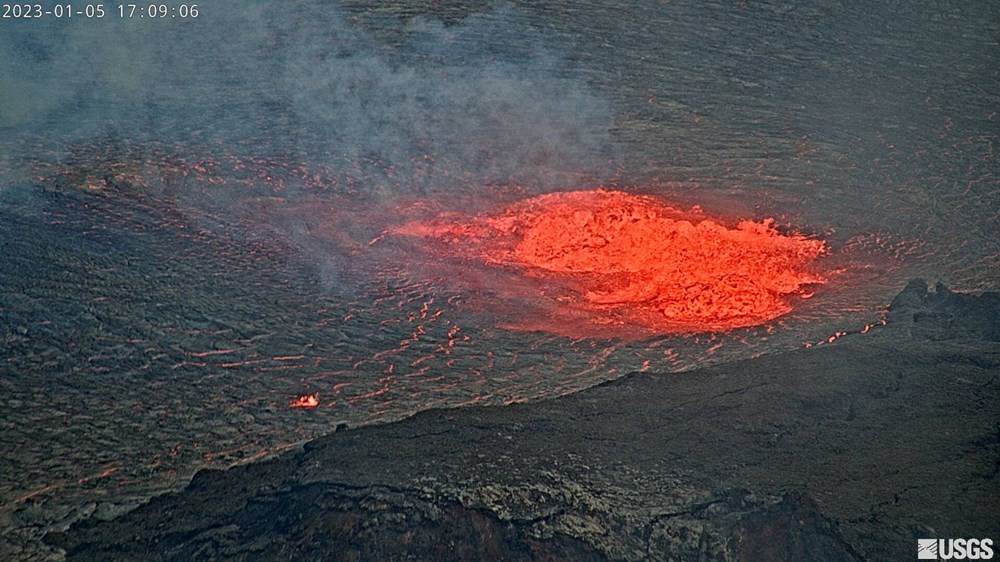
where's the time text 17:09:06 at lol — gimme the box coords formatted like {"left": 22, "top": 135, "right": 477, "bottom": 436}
{"left": 2, "top": 4, "right": 199, "bottom": 18}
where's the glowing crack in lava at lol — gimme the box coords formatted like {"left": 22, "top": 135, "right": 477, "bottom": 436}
{"left": 394, "top": 189, "right": 827, "bottom": 335}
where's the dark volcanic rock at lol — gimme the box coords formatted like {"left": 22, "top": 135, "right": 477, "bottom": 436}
{"left": 889, "top": 279, "right": 1000, "bottom": 341}
{"left": 734, "top": 494, "right": 863, "bottom": 562}
{"left": 53, "top": 481, "right": 607, "bottom": 562}
{"left": 48, "top": 283, "right": 1000, "bottom": 561}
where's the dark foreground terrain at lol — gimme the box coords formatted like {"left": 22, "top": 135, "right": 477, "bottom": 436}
{"left": 48, "top": 280, "right": 1000, "bottom": 561}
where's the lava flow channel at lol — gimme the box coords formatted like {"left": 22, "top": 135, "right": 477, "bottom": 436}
{"left": 392, "top": 189, "right": 827, "bottom": 336}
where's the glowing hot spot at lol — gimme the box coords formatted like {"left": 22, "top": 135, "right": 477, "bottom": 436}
{"left": 289, "top": 394, "right": 319, "bottom": 408}
{"left": 394, "top": 189, "right": 827, "bottom": 335}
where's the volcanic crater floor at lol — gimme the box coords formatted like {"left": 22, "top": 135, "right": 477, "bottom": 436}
{"left": 45, "top": 280, "right": 1000, "bottom": 562}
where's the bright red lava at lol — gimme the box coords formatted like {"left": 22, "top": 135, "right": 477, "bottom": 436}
{"left": 393, "top": 189, "right": 827, "bottom": 336}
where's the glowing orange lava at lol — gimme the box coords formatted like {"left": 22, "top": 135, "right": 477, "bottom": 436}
{"left": 289, "top": 394, "right": 320, "bottom": 408}
{"left": 394, "top": 189, "right": 827, "bottom": 335}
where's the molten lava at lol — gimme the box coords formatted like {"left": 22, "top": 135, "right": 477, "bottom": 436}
{"left": 395, "top": 189, "right": 827, "bottom": 335}
{"left": 289, "top": 394, "right": 320, "bottom": 408}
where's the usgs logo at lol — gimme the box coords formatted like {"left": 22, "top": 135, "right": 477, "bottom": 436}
{"left": 918, "top": 538, "right": 994, "bottom": 560}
